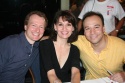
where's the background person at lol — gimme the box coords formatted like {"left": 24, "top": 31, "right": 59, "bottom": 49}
{"left": 71, "top": 0, "right": 87, "bottom": 35}
{"left": 39, "top": 10, "right": 81, "bottom": 83}
{"left": 78, "top": 0, "right": 125, "bottom": 36}
{"left": 0, "top": 11, "right": 48, "bottom": 83}
{"left": 73, "top": 11, "right": 125, "bottom": 83}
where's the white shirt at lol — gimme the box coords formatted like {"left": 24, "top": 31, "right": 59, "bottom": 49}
{"left": 79, "top": 0, "right": 125, "bottom": 34}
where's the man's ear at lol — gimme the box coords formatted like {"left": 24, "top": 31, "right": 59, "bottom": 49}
{"left": 103, "top": 26, "right": 105, "bottom": 33}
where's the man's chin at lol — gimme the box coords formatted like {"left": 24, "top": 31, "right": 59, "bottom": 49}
{"left": 90, "top": 40, "right": 98, "bottom": 44}
{"left": 33, "top": 38, "right": 41, "bottom": 41}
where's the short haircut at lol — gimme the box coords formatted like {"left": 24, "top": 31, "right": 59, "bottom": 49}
{"left": 82, "top": 11, "right": 104, "bottom": 26}
{"left": 50, "top": 10, "right": 78, "bottom": 43}
{"left": 24, "top": 11, "right": 48, "bottom": 27}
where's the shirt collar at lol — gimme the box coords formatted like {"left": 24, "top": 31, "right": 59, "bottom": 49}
{"left": 19, "top": 32, "right": 39, "bottom": 48}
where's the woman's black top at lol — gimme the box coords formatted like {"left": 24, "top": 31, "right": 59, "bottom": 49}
{"left": 39, "top": 39, "right": 80, "bottom": 83}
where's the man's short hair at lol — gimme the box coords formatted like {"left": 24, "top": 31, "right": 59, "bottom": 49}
{"left": 82, "top": 11, "right": 104, "bottom": 26}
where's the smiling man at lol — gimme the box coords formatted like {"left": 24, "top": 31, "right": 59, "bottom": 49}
{"left": 73, "top": 11, "right": 125, "bottom": 83}
{"left": 0, "top": 11, "right": 48, "bottom": 83}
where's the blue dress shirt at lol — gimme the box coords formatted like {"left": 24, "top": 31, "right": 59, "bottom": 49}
{"left": 0, "top": 32, "right": 41, "bottom": 83}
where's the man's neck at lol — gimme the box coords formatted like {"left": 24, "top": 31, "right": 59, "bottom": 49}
{"left": 91, "top": 35, "right": 107, "bottom": 55}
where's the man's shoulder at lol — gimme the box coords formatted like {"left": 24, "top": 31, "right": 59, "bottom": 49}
{"left": 78, "top": 35, "right": 86, "bottom": 40}
{"left": 108, "top": 36, "right": 125, "bottom": 51}
{"left": 0, "top": 34, "right": 20, "bottom": 43}
{"left": 0, "top": 33, "right": 23, "bottom": 51}
{"left": 73, "top": 35, "right": 87, "bottom": 44}
{"left": 109, "top": 36, "right": 125, "bottom": 44}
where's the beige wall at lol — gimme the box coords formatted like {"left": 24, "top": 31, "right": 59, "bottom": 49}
{"left": 61, "top": 0, "right": 69, "bottom": 10}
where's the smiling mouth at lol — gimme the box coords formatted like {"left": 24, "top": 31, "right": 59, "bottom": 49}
{"left": 90, "top": 35, "right": 97, "bottom": 39}
{"left": 61, "top": 31, "right": 69, "bottom": 35}
{"left": 33, "top": 33, "right": 39, "bottom": 36}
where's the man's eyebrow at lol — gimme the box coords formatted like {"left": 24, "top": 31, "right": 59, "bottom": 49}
{"left": 84, "top": 26, "right": 89, "bottom": 28}
{"left": 95, "top": 24, "right": 100, "bottom": 26}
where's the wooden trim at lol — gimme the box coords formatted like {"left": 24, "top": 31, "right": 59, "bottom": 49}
{"left": 29, "top": 69, "right": 35, "bottom": 83}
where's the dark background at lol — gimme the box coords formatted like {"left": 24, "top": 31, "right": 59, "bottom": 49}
{"left": 0, "top": 0, "right": 61, "bottom": 39}
{"left": 0, "top": 0, "right": 125, "bottom": 40}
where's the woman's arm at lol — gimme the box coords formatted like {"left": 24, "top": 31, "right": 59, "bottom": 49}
{"left": 40, "top": 36, "right": 49, "bottom": 41}
{"left": 71, "top": 67, "right": 80, "bottom": 83}
{"left": 47, "top": 69, "right": 62, "bottom": 83}
{"left": 70, "top": 45, "right": 81, "bottom": 83}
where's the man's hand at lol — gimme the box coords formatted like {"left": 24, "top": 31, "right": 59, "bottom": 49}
{"left": 109, "top": 72, "right": 125, "bottom": 83}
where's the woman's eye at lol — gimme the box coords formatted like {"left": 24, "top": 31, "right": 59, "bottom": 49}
{"left": 58, "top": 23, "right": 62, "bottom": 26}
{"left": 67, "top": 23, "right": 72, "bottom": 26}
